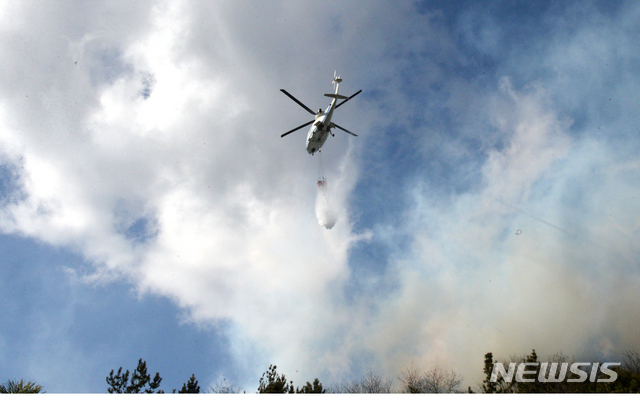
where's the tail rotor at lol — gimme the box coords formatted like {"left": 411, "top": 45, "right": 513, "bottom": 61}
{"left": 332, "top": 70, "right": 342, "bottom": 94}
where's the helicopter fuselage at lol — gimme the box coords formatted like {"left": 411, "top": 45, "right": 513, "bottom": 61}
{"left": 306, "top": 99, "right": 337, "bottom": 155}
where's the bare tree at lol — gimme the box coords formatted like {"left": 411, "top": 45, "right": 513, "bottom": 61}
{"left": 622, "top": 351, "right": 640, "bottom": 375}
{"left": 209, "top": 377, "right": 241, "bottom": 394}
{"left": 399, "top": 364, "right": 423, "bottom": 393}
{"left": 330, "top": 371, "right": 393, "bottom": 393}
{"left": 399, "top": 364, "right": 462, "bottom": 393}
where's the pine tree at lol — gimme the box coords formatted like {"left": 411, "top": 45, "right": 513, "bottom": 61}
{"left": 257, "top": 365, "right": 294, "bottom": 393}
{"left": 178, "top": 374, "right": 200, "bottom": 393}
{"left": 517, "top": 349, "right": 541, "bottom": 393}
{"left": 297, "top": 378, "right": 325, "bottom": 393}
{"left": 106, "top": 359, "right": 163, "bottom": 393}
{"left": 482, "top": 352, "right": 497, "bottom": 393}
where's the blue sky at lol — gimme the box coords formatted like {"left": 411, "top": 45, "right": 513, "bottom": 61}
{"left": 1, "top": 0, "right": 640, "bottom": 393}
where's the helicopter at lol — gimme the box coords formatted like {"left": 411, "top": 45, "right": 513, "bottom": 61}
{"left": 280, "top": 72, "right": 362, "bottom": 155}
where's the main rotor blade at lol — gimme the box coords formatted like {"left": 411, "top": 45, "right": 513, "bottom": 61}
{"left": 334, "top": 89, "right": 362, "bottom": 109}
{"left": 280, "top": 89, "right": 316, "bottom": 115}
{"left": 333, "top": 123, "right": 358, "bottom": 137}
{"left": 281, "top": 120, "right": 314, "bottom": 137}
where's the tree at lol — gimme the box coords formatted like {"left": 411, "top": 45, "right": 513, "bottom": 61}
{"left": 178, "top": 374, "right": 200, "bottom": 393}
{"left": 0, "top": 379, "right": 43, "bottom": 393}
{"left": 481, "top": 352, "right": 514, "bottom": 393}
{"left": 399, "top": 364, "right": 423, "bottom": 393}
{"left": 256, "top": 365, "right": 324, "bottom": 394}
{"left": 106, "top": 359, "right": 163, "bottom": 393}
{"left": 333, "top": 371, "right": 393, "bottom": 393}
{"left": 399, "top": 364, "right": 462, "bottom": 393}
{"left": 209, "top": 377, "right": 242, "bottom": 394}
{"left": 481, "top": 352, "right": 497, "bottom": 393}
{"left": 480, "top": 349, "right": 640, "bottom": 393}
{"left": 515, "top": 349, "right": 542, "bottom": 393}
{"left": 296, "top": 378, "right": 325, "bottom": 393}
{"left": 257, "top": 365, "right": 294, "bottom": 393}
{"left": 622, "top": 350, "right": 640, "bottom": 375}
{"left": 597, "top": 350, "right": 640, "bottom": 393}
